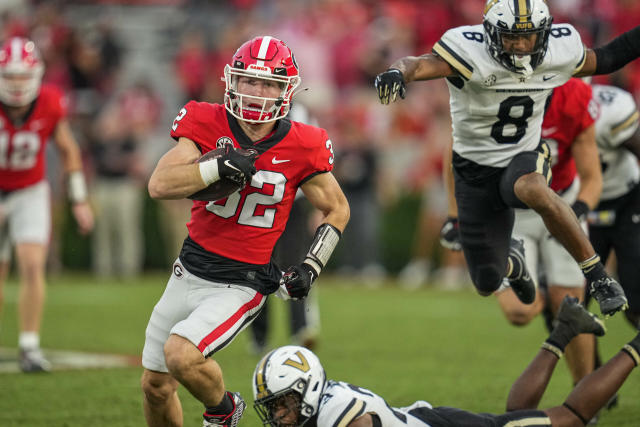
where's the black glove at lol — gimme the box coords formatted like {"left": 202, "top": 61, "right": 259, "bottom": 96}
{"left": 571, "top": 200, "right": 590, "bottom": 222}
{"left": 374, "top": 68, "right": 406, "bottom": 104}
{"left": 218, "top": 145, "right": 258, "bottom": 186}
{"left": 439, "top": 217, "right": 462, "bottom": 251}
{"left": 281, "top": 263, "right": 317, "bottom": 299}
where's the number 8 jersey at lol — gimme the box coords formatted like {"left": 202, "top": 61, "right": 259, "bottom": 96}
{"left": 170, "top": 101, "right": 334, "bottom": 266}
{"left": 432, "top": 24, "right": 586, "bottom": 168}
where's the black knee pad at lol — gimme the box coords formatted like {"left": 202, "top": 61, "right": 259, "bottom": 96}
{"left": 499, "top": 150, "right": 552, "bottom": 209}
{"left": 471, "top": 264, "right": 504, "bottom": 294}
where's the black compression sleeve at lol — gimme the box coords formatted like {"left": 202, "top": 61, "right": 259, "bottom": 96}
{"left": 594, "top": 26, "right": 640, "bottom": 75}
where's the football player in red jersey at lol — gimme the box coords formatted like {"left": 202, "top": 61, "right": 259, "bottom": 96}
{"left": 495, "top": 78, "right": 602, "bottom": 388}
{"left": 0, "top": 37, "right": 93, "bottom": 372}
{"left": 141, "top": 36, "right": 349, "bottom": 427}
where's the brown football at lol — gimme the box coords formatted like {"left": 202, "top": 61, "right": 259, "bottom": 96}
{"left": 188, "top": 146, "right": 257, "bottom": 201}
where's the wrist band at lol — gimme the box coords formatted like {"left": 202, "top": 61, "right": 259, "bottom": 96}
{"left": 622, "top": 344, "right": 640, "bottom": 366}
{"left": 68, "top": 171, "right": 88, "bottom": 203}
{"left": 199, "top": 160, "right": 220, "bottom": 185}
{"left": 541, "top": 342, "right": 563, "bottom": 359}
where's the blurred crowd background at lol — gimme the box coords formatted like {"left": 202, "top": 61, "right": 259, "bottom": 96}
{"left": 3, "top": 0, "right": 640, "bottom": 288}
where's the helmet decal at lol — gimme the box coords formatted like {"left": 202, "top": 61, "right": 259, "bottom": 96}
{"left": 283, "top": 351, "right": 311, "bottom": 372}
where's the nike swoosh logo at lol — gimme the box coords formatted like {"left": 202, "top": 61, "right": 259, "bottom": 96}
{"left": 224, "top": 160, "right": 241, "bottom": 172}
{"left": 272, "top": 157, "right": 290, "bottom": 164}
{"left": 543, "top": 74, "right": 556, "bottom": 81}
{"left": 541, "top": 127, "right": 558, "bottom": 137}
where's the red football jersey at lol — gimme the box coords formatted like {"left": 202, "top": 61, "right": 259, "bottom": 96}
{"left": 0, "top": 84, "right": 67, "bottom": 191}
{"left": 170, "top": 102, "right": 334, "bottom": 264}
{"left": 542, "top": 78, "right": 597, "bottom": 192}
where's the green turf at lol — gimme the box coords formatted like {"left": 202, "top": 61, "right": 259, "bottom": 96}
{"left": 0, "top": 274, "right": 638, "bottom": 426}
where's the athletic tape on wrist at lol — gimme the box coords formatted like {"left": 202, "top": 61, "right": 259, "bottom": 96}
{"left": 304, "top": 223, "right": 341, "bottom": 276}
{"left": 199, "top": 160, "right": 220, "bottom": 185}
{"left": 541, "top": 342, "right": 563, "bottom": 359}
{"left": 67, "top": 171, "right": 88, "bottom": 203}
{"left": 622, "top": 344, "right": 640, "bottom": 366}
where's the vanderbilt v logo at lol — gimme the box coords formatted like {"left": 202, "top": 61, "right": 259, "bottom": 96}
{"left": 283, "top": 351, "right": 310, "bottom": 372}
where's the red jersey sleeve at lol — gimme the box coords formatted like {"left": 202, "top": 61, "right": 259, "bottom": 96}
{"left": 170, "top": 100, "right": 199, "bottom": 142}
{"left": 41, "top": 84, "right": 67, "bottom": 122}
{"left": 313, "top": 128, "right": 334, "bottom": 173}
{"left": 565, "top": 79, "right": 597, "bottom": 134}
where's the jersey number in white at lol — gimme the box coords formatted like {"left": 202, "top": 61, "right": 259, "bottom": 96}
{"left": 206, "top": 170, "right": 286, "bottom": 228}
{"left": 171, "top": 108, "right": 187, "bottom": 131}
{"left": 491, "top": 96, "right": 534, "bottom": 144}
{"left": 0, "top": 131, "right": 41, "bottom": 170}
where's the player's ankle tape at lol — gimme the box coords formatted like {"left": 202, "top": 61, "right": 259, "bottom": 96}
{"left": 622, "top": 344, "right": 640, "bottom": 366}
{"left": 542, "top": 341, "right": 564, "bottom": 359}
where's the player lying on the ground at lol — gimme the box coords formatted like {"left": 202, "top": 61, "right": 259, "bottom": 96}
{"left": 252, "top": 297, "right": 640, "bottom": 426}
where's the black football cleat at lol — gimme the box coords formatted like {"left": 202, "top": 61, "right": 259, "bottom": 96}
{"left": 507, "top": 238, "right": 536, "bottom": 304}
{"left": 555, "top": 296, "right": 606, "bottom": 337}
{"left": 589, "top": 276, "right": 628, "bottom": 317}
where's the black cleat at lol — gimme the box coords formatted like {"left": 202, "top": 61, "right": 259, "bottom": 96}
{"left": 556, "top": 296, "right": 606, "bottom": 337}
{"left": 507, "top": 238, "right": 536, "bottom": 304}
{"left": 589, "top": 276, "right": 628, "bottom": 317}
{"left": 203, "top": 392, "right": 246, "bottom": 427}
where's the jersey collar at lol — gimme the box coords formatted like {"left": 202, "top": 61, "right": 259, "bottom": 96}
{"left": 226, "top": 110, "right": 292, "bottom": 154}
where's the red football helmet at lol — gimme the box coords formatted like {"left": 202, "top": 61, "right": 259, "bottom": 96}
{"left": 0, "top": 37, "right": 44, "bottom": 107}
{"left": 224, "top": 36, "right": 301, "bottom": 123}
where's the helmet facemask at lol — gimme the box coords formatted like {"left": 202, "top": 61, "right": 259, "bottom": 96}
{"left": 224, "top": 64, "right": 300, "bottom": 123}
{"left": 483, "top": 0, "right": 552, "bottom": 76}
{"left": 254, "top": 383, "right": 310, "bottom": 427}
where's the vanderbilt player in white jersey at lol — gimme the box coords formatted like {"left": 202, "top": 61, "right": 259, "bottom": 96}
{"left": 586, "top": 84, "right": 640, "bottom": 364}
{"left": 374, "top": 0, "right": 640, "bottom": 316}
{"left": 252, "top": 297, "right": 640, "bottom": 427}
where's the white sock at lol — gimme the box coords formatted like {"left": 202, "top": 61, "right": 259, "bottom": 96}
{"left": 19, "top": 332, "right": 40, "bottom": 350}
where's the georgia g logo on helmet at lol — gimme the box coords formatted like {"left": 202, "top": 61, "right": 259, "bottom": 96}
{"left": 483, "top": 0, "right": 553, "bottom": 75}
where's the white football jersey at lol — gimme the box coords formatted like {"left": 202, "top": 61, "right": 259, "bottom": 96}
{"left": 317, "top": 380, "right": 433, "bottom": 426}
{"left": 591, "top": 84, "right": 640, "bottom": 201}
{"left": 432, "top": 24, "right": 586, "bottom": 167}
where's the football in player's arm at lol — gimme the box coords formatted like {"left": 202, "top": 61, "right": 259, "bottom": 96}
{"left": 253, "top": 297, "right": 640, "bottom": 427}
{"left": 0, "top": 37, "right": 93, "bottom": 373}
{"left": 141, "top": 36, "right": 349, "bottom": 427}
{"left": 375, "top": 0, "right": 640, "bottom": 317}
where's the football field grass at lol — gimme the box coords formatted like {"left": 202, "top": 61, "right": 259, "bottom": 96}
{"left": 0, "top": 273, "right": 638, "bottom": 426}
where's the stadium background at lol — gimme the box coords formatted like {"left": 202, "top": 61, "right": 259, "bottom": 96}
{"left": 1, "top": 0, "right": 640, "bottom": 426}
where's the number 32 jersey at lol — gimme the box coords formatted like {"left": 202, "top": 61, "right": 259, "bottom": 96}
{"left": 0, "top": 84, "right": 67, "bottom": 191}
{"left": 170, "top": 102, "right": 334, "bottom": 265}
{"left": 432, "top": 24, "right": 586, "bottom": 168}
